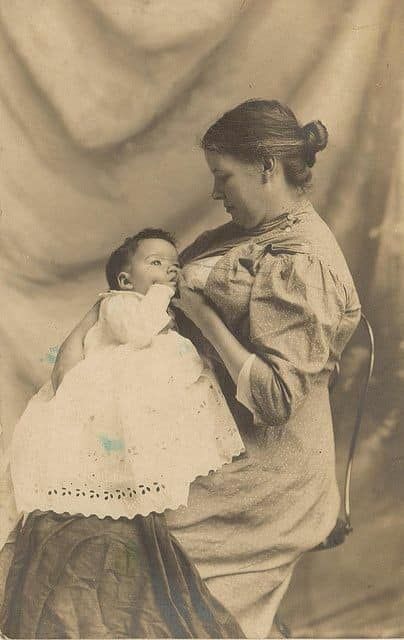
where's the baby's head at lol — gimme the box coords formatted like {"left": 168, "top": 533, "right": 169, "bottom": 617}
{"left": 106, "top": 228, "right": 180, "bottom": 294}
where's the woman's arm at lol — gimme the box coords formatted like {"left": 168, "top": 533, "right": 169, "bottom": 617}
{"left": 51, "top": 301, "right": 100, "bottom": 392}
{"left": 244, "top": 253, "right": 347, "bottom": 424}
{"left": 192, "top": 306, "right": 250, "bottom": 383}
{"left": 174, "top": 255, "right": 349, "bottom": 426}
{"left": 172, "top": 277, "right": 251, "bottom": 384}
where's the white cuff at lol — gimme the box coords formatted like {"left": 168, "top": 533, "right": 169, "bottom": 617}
{"left": 236, "top": 353, "right": 257, "bottom": 414}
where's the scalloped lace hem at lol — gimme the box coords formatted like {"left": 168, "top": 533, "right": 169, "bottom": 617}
{"left": 15, "top": 446, "right": 245, "bottom": 520}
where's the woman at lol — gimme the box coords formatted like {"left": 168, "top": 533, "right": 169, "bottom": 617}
{"left": 2, "top": 99, "right": 360, "bottom": 639}
{"left": 165, "top": 99, "right": 361, "bottom": 638}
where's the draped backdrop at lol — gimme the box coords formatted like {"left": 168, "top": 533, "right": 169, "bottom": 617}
{"left": 0, "top": 1, "right": 403, "bottom": 635}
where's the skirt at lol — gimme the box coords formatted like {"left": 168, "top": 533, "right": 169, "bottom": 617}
{"left": 0, "top": 511, "right": 244, "bottom": 639}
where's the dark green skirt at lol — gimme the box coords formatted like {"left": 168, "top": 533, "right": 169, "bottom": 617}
{"left": 0, "top": 511, "right": 244, "bottom": 639}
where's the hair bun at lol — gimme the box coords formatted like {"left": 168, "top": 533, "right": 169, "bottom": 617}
{"left": 302, "top": 120, "right": 328, "bottom": 167}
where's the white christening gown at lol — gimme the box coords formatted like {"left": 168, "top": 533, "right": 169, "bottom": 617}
{"left": 10, "top": 284, "right": 244, "bottom": 520}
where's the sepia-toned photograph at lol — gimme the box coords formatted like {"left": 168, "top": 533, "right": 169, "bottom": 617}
{"left": 0, "top": 1, "right": 403, "bottom": 638}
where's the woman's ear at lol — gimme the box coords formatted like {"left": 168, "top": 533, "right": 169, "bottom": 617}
{"left": 117, "top": 271, "right": 134, "bottom": 290}
{"left": 262, "top": 157, "right": 276, "bottom": 183}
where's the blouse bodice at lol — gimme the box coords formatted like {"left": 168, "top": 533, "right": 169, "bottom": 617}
{"left": 167, "top": 205, "right": 361, "bottom": 638}
{"left": 182, "top": 205, "right": 361, "bottom": 426}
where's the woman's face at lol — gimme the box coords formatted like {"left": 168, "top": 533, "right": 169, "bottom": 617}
{"left": 205, "top": 150, "right": 268, "bottom": 229}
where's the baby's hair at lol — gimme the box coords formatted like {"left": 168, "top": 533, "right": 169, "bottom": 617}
{"left": 106, "top": 228, "right": 177, "bottom": 290}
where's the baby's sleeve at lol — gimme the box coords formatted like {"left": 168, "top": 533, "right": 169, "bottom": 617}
{"left": 100, "top": 285, "right": 174, "bottom": 348}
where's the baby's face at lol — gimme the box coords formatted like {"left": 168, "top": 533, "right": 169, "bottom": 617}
{"left": 125, "top": 238, "right": 180, "bottom": 295}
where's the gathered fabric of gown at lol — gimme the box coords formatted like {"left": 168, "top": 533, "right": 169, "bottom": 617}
{"left": 166, "top": 203, "right": 361, "bottom": 638}
{"left": 9, "top": 284, "right": 244, "bottom": 520}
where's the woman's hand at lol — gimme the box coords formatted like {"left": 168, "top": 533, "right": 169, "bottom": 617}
{"left": 171, "top": 274, "right": 214, "bottom": 331}
{"left": 172, "top": 273, "right": 251, "bottom": 386}
{"left": 51, "top": 301, "right": 100, "bottom": 392}
{"left": 51, "top": 341, "right": 83, "bottom": 392}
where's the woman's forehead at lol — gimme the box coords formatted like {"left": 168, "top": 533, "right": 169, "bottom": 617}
{"left": 205, "top": 150, "right": 234, "bottom": 171}
{"left": 205, "top": 150, "right": 253, "bottom": 174}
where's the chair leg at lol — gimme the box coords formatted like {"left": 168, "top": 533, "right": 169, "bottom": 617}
{"left": 274, "top": 613, "right": 292, "bottom": 638}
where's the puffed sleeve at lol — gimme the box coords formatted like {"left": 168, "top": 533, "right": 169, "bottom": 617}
{"left": 247, "top": 251, "right": 346, "bottom": 425}
{"left": 100, "top": 284, "right": 174, "bottom": 348}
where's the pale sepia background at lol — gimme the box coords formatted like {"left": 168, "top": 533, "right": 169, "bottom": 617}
{"left": 0, "top": 1, "right": 403, "bottom": 636}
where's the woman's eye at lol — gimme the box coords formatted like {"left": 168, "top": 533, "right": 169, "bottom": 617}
{"left": 151, "top": 260, "right": 162, "bottom": 266}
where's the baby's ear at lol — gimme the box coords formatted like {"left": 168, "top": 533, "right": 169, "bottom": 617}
{"left": 117, "top": 271, "right": 134, "bottom": 290}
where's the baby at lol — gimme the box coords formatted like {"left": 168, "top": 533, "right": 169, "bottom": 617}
{"left": 10, "top": 228, "right": 244, "bottom": 520}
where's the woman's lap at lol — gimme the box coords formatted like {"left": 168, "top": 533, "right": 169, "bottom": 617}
{"left": 166, "top": 399, "right": 339, "bottom": 637}
{"left": 0, "top": 511, "right": 244, "bottom": 639}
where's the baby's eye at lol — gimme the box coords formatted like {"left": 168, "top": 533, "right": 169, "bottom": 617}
{"left": 151, "top": 259, "right": 162, "bottom": 266}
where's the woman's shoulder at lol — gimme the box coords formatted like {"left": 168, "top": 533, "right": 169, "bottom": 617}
{"left": 254, "top": 210, "right": 355, "bottom": 282}
{"left": 256, "top": 248, "right": 340, "bottom": 282}
{"left": 253, "top": 247, "right": 360, "bottom": 316}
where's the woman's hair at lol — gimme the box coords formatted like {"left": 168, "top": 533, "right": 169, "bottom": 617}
{"left": 201, "top": 99, "right": 328, "bottom": 189}
{"left": 105, "top": 228, "right": 177, "bottom": 290}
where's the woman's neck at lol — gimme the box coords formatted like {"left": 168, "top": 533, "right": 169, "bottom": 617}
{"left": 262, "top": 186, "right": 309, "bottom": 223}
